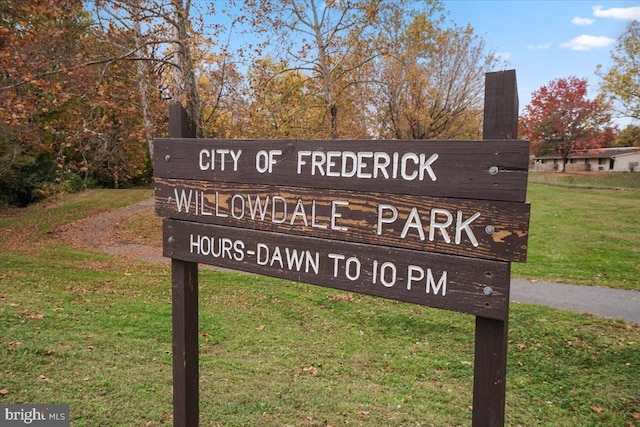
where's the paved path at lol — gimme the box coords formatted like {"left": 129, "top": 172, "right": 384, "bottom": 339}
{"left": 511, "top": 279, "right": 640, "bottom": 324}
{"left": 69, "top": 197, "right": 640, "bottom": 324}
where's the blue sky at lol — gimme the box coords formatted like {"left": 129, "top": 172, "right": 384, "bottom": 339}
{"left": 204, "top": 1, "right": 638, "bottom": 125}
{"left": 444, "top": 1, "right": 639, "bottom": 123}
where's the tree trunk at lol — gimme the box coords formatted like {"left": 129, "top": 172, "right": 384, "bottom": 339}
{"left": 132, "top": 18, "right": 155, "bottom": 158}
{"left": 171, "top": 0, "right": 204, "bottom": 137}
{"left": 309, "top": 1, "right": 338, "bottom": 139}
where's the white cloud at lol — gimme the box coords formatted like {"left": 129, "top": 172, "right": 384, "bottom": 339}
{"left": 495, "top": 51, "right": 512, "bottom": 61}
{"left": 571, "top": 16, "right": 594, "bottom": 26}
{"left": 593, "top": 5, "right": 640, "bottom": 20}
{"left": 527, "top": 42, "right": 552, "bottom": 50}
{"left": 560, "top": 34, "right": 615, "bottom": 51}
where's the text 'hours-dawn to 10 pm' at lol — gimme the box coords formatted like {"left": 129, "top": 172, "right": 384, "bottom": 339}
{"left": 188, "top": 233, "right": 449, "bottom": 296}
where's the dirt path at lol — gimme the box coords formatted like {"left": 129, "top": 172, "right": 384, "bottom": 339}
{"left": 61, "top": 197, "right": 168, "bottom": 265}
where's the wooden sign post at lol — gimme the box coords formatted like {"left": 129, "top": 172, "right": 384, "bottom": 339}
{"left": 155, "top": 70, "right": 528, "bottom": 426}
{"left": 168, "top": 104, "right": 199, "bottom": 427}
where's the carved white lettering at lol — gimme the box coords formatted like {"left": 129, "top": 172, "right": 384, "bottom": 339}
{"left": 296, "top": 150, "right": 438, "bottom": 181}
{"left": 330, "top": 200, "right": 349, "bottom": 231}
{"left": 198, "top": 148, "right": 242, "bottom": 171}
{"left": 429, "top": 208, "right": 453, "bottom": 243}
{"left": 258, "top": 243, "right": 319, "bottom": 273}
{"left": 455, "top": 211, "right": 481, "bottom": 247}
{"left": 256, "top": 149, "right": 281, "bottom": 174}
{"left": 189, "top": 234, "right": 245, "bottom": 261}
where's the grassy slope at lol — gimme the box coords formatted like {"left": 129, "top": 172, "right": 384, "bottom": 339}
{"left": 1, "top": 182, "right": 639, "bottom": 426}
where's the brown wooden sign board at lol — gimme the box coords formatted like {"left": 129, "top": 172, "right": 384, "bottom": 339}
{"left": 155, "top": 179, "right": 529, "bottom": 262}
{"left": 164, "top": 218, "right": 510, "bottom": 320}
{"left": 161, "top": 70, "right": 526, "bottom": 427}
{"left": 152, "top": 138, "right": 529, "bottom": 202}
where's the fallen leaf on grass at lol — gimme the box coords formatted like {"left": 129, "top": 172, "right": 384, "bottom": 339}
{"left": 590, "top": 405, "right": 604, "bottom": 413}
{"left": 0, "top": 388, "right": 9, "bottom": 395}
{"left": 23, "top": 312, "right": 43, "bottom": 319}
{"left": 302, "top": 366, "right": 318, "bottom": 376}
{"left": 632, "top": 412, "right": 639, "bottom": 420}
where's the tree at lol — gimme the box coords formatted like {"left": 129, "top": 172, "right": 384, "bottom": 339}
{"left": 372, "top": 2, "right": 498, "bottom": 140}
{"left": 614, "top": 125, "right": 640, "bottom": 147}
{"left": 0, "top": 0, "right": 91, "bottom": 204}
{"left": 92, "top": 0, "right": 205, "bottom": 140}
{"left": 246, "top": 0, "right": 385, "bottom": 138}
{"left": 93, "top": 0, "right": 246, "bottom": 141}
{"left": 244, "top": 57, "right": 325, "bottom": 138}
{"left": 0, "top": 1, "right": 158, "bottom": 204}
{"left": 598, "top": 21, "right": 640, "bottom": 122}
{"left": 520, "top": 76, "right": 614, "bottom": 171}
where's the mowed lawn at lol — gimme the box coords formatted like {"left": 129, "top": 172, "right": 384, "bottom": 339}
{"left": 513, "top": 175, "right": 640, "bottom": 289}
{"left": 0, "top": 175, "right": 639, "bottom": 426}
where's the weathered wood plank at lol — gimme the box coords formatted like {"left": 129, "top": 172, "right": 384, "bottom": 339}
{"left": 163, "top": 219, "right": 510, "bottom": 320}
{"left": 472, "top": 68, "right": 518, "bottom": 427}
{"left": 484, "top": 70, "right": 519, "bottom": 140}
{"left": 171, "top": 258, "right": 198, "bottom": 427}
{"left": 152, "top": 139, "right": 529, "bottom": 202}
{"left": 168, "top": 103, "right": 199, "bottom": 427}
{"left": 155, "top": 179, "right": 530, "bottom": 262}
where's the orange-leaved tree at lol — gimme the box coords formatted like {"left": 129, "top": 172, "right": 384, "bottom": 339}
{"left": 520, "top": 76, "right": 614, "bottom": 171}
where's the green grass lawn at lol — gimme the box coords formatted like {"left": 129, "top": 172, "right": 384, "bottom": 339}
{"left": 1, "top": 181, "right": 639, "bottom": 426}
{"left": 529, "top": 171, "right": 640, "bottom": 190}
{"left": 512, "top": 182, "right": 640, "bottom": 289}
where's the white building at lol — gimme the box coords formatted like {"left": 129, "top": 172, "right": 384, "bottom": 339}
{"left": 532, "top": 147, "right": 640, "bottom": 172}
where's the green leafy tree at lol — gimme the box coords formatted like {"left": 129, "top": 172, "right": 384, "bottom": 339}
{"left": 614, "top": 125, "right": 640, "bottom": 147}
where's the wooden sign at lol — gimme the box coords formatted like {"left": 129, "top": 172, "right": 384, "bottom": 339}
{"left": 164, "top": 219, "right": 510, "bottom": 320}
{"left": 153, "top": 138, "right": 530, "bottom": 320}
{"left": 160, "top": 70, "right": 527, "bottom": 427}
{"left": 153, "top": 138, "right": 529, "bottom": 202}
{"left": 155, "top": 179, "right": 530, "bottom": 262}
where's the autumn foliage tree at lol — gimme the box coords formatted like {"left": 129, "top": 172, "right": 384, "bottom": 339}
{"left": 520, "top": 76, "right": 614, "bottom": 171}
{"left": 614, "top": 125, "right": 640, "bottom": 147}
{"left": 1, "top": 0, "right": 153, "bottom": 204}
{"left": 244, "top": 58, "right": 325, "bottom": 138}
{"left": 1, "top": 0, "right": 511, "bottom": 205}
{"left": 598, "top": 20, "right": 640, "bottom": 122}
{"left": 373, "top": 2, "right": 498, "bottom": 140}
{"left": 246, "top": 0, "right": 385, "bottom": 139}
{"left": 0, "top": 0, "right": 90, "bottom": 204}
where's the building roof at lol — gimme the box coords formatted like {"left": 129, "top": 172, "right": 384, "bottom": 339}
{"left": 534, "top": 147, "right": 640, "bottom": 160}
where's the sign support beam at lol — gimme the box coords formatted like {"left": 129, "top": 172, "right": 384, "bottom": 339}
{"left": 169, "top": 104, "right": 199, "bottom": 427}
{"left": 472, "top": 69, "right": 519, "bottom": 427}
